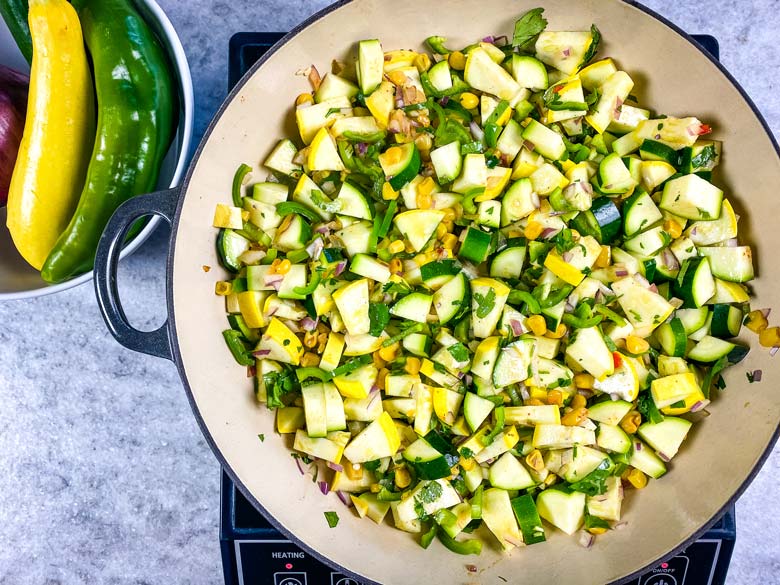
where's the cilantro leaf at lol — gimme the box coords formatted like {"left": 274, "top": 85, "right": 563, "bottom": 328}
{"left": 324, "top": 511, "right": 340, "bottom": 528}
{"left": 263, "top": 369, "right": 299, "bottom": 409}
{"left": 584, "top": 513, "right": 610, "bottom": 531}
{"left": 369, "top": 303, "right": 391, "bottom": 337}
{"left": 543, "top": 85, "right": 587, "bottom": 112}
{"left": 637, "top": 392, "right": 664, "bottom": 424}
{"left": 383, "top": 279, "right": 412, "bottom": 296}
{"left": 474, "top": 288, "right": 497, "bottom": 319}
{"left": 512, "top": 7, "right": 548, "bottom": 49}
{"left": 257, "top": 434, "right": 265, "bottom": 442}
{"left": 568, "top": 463, "right": 611, "bottom": 496}
{"left": 447, "top": 342, "right": 470, "bottom": 363}
{"left": 579, "top": 25, "right": 601, "bottom": 68}
{"left": 418, "top": 481, "right": 444, "bottom": 504}
{"left": 691, "top": 144, "right": 718, "bottom": 169}
{"left": 554, "top": 228, "right": 578, "bottom": 254}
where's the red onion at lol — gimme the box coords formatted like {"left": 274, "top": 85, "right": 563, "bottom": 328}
{"left": 648, "top": 284, "right": 659, "bottom": 294}
{"left": 301, "top": 316, "right": 318, "bottom": 332}
{"left": 509, "top": 319, "right": 525, "bottom": 336}
{"left": 634, "top": 441, "right": 642, "bottom": 451}
{"left": 367, "top": 388, "right": 381, "bottom": 410}
{"left": 440, "top": 96, "right": 450, "bottom": 106}
{"left": 563, "top": 47, "right": 572, "bottom": 58}
{"left": 469, "top": 121, "right": 485, "bottom": 142}
{"left": 355, "top": 142, "right": 369, "bottom": 156}
{"left": 264, "top": 272, "right": 284, "bottom": 287}
{"left": 482, "top": 35, "right": 495, "bottom": 43}
{"left": 690, "top": 399, "right": 711, "bottom": 413}
{"left": 578, "top": 530, "right": 594, "bottom": 549}
{"left": 752, "top": 370, "right": 763, "bottom": 382}
{"left": 759, "top": 308, "right": 772, "bottom": 319}
{"left": 724, "top": 238, "right": 739, "bottom": 247}
{"left": 0, "top": 65, "right": 28, "bottom": 206}
{"left": 295, "top": 458, "right": 306, "bottom": 475}
{"left": 464, "top": 374, "right": 473, "bottom": 386}
{"left": 318, "top": 481, "right": 330, "bottom": 495}
{"left": 336, "top": 491, "right": 352, "bottom": 507}
{"left": 247, "top": 365, "right": 256, "bottom": 378}
{"left": 327, "top": 461, "right": 344, "bottom": 473}
{"left": 305, "top": 237, "right": 324, "bottom": 259}
{"left": 253, "top": 349, "right": 271, "bottom": 357}
{"left": 540, "top": 227, "right": 560, "bottom": 239}
{"left": 613, "top": 521, "right": 628, "bottom": 531}
{"left": 771, "top": 346, "right": 779, "bottom": 357}
{"left": 562, "top": 251, "right": 574, "bottom": 263}
{"left": 633, "top": 273, "right": 650, "bottom": 288}
{"left": 519, "top": 385, "right": 531, "bottom": 401}
{"left": 493, "top": 35, "right": 509, "bottom": 46}
{"left": 614, "top": 268, "right": 629, "bottom": 277}
{"left": 613, "top": 97, "right": 624, "bottom": 118}
{"left": 334, "top": 260, "right": 347, "bottom": 276}
{"left": 466, "top": 564, "right": 478, "bottom": 573}
{"left": 523, "top": 140, "right": 536, "bottom": 152}
{"left": 658, "top": 452, "right": 672, "bottom": 463}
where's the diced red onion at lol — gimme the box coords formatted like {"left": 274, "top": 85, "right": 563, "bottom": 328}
{"left": 356, "top": 142, "right": 368, "bottom": 156}
{"left": 658, "top": 452, "right": 672, "bottom": 463}
{"left": 509, "top": 319, "right": 525, "bottom": 336}
{"left": 634, "top": 441, "right": 642, "bottom": 451}
{"left": 464, "top": 374, "right": 473, "bottom": 386}
{"left": 633, "top": 273, "right": 650, "bottom": 288}
{"left": 334, "top": 261, "right": 347, "bottom": 276}
{"left": 318, "top": 481, "right": 330, "bottom": 495}
{"left": 771, "top": 346, "right": 779, "bottom": 357}
{"left": 327, "top": 461, "right": 344, "bottom": 472}
{"left": 440, "top": 96, "right": 450, "bottom": 106}
{"left": 614, "top": 97, "right": 624, "bottom": 118}
{"left": 614, "top": 268, "right": 629, "bottom": 277}
{"left": 752, "top": 370, "right": 763, "bottom": 382}
{"left": 661, "top": 248, "right": 681, "bottom": 271}
{"left": 482, "top": 35, "right": 495, "bottom": 43}
{"left": 613, "top": 521, "right": 628, "bottom": 530}
{"left": 523, "top": 140, "right": 536, "bottom": 152}
{"left": 563, "top": 47, "right": 572, "bottom": 57}
{"left": 336, "top": 491, "right": 352, "bottom": 507}
{"left": 305, "top": 238, "right": 324, "bottom": 259}
{"left": 649, "top": 284, "right": 658, "bottom": 294}
{"left": 368, "top": 389, "right": 382, "bottom": 410}
{"left": 395, "top": 96, "right": 405, "bottom": 109}
{"left": 247, "top": 365, "right": 256, "bottom": 377}
{"left": 295, "top": 458, "right": 306, "bottom": 475}
{"left": 301, "top": 316, "right": 318, "bottom": 332}
{"left": 314, "top": 225, "right": 331, "bottom": 235}
{"left": 724, "top": 238, "right": 739, "bottom": 248}
{"left": 469, "top": 121, "right": 485, "bottom": 142}
{"left": 264, "top": 273, "right": 284, "bottom": 287}
{"left": 562, "top": 251, "right": 573, "bottom": 263}
{"left": 540, "top": 227, "right": 560, "bottom": 240}
{"left": 253, "top": 349, "right": 271, "bottom": 357}
{"left": 690, "top": 399, "right": 711, "bottom": 413}
{"left": 493, "top": 35, "right": 508, "bottom": 46}
{"left": 578, "top": 530, "right": 594, "bottom": 549}
{"left": 466, "top": 564, "right": 478, "bottom": 573}
{"left": 520, "top": 386, "right": 531, "bottom": 401}
{"left": 759, "top": 308, "right": 772, "bottom": 319}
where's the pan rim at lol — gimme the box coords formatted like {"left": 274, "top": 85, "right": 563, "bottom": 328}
{"left": 167, "top": 1, "right": 780, "bottom": 583}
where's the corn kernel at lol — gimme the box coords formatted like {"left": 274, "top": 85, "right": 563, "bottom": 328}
{"left": 370, "top": 483, "right": 381, "bottom": 493}
{"left": 442, "top": 233, "right": 458, "bottom": 250}
{"left": 459, "top": 456, "right": 475, "bottom": 471}
{"left": 379, "top": 343, "right": 400, "bottom": 362}
{"left": 414, "top": 53, "right": 432, "bottom": 72}
{"left": 382, "top": 182, "right": 399, "bottom": 200}
{"left": 276, "top": 259, "right": 292, "bottom": 274}
{"left": 524, "top": 221, "right": 544, "bottom": 241}
{"left": 317, "top": 332, "right": 328, "bottom": 353}
{"left": 663, "top": 218, "right": 683, "bottom": 239}
{"left": 405, "top": 357, "right": 421, "bottom": 375}
{"left": 436, "top": 223, "right": 448, "bottom": 238}
{"left": 387, "top": 239, "right": 404, "bottom": 255}
{"left": 588, "top": 526, "right": 609, "bottom": 535}
{"left": 215, "top": 281, "right": 233, "bottom": 296}
{"left": 267, "top": 258, "right": 282, "bottom": 275}
{"left": 394, "top": 466, "right": 412, "bottom": 489}
{"left": 570, "top": 394, "right": 587, "bottom": 410}
{"left": 344, "top": 462, "right": 363, "bottom": 480}
{"left": 745, "top": 310, "right": 769, "bottom": 334}
{"left": 574, "top": 373, "right": 594, "bottom": 389}
{"left": 389, "top": 258, "right": 403, "bottom": 274}
{"left": 241, "top": 210, "right": 250, "bottom": 222}
{"left": 759, "top": 326, "right": 780, "bottom": 347}
{"left": 384, "top": 146, "right": 404, "bottom": 165}
{"left": 388, "top": 70, "right": 408, "bottom": 86}
{"left": 414, "top": 133, "right": 433, "bottom": 153}
{"left": 527, "top": 315, "right": 548, "bottom": 336}
{"left": 525, "top": 449, "right": 544, "bottom": 471}
{"left": 377, "top": 368, "right": 389, "bottom": 390}
{"left": 561, "top": 407, "right": 588, "bottom": 426}
{"left": 547, "top": 389, "right": 563, "bottom": 406}
{"left": 626, "top": 335, "right": 650, "bottom": 354}
{"left": 544, "top": 474, "right": 558, "bottom": 487}
{"left": 372, "top": 351, "right": 387, "bottom": 369}
{"left": 546, "top": 323, "right": 567, "bottom": 339}
{"left": 524, "top": 398, "right": 545, "bottom": 406}
{"left": 442, "top": 220, "right": 454, "bottom": 233}
{"left": 620, "top": 410, "right": 642, "bottom": 435}
{"left": 448, "top": 50, "right": 466, "bottom": 70}
{"left": 626, "top": 468, "right": 648, "bottom": 489}
{"left": 303, "top": 330, "right": 319, "bottom": 348}
{"left": 295, "top": 93, "right": 314, "bottom": 106}
{"left": 301, "top": 351, "right": 320, "bottom": 367}
{"left": 418, "top": 176, "right": 436, "bottom": 197}
{"left": 416, "top": 190, "right": 433, "bottom": 209}
{"left": 459, "top": 92, "right": 479, "bottom": 110}
{"left": 595, "top": 245, "right": 611, "bottom": 268}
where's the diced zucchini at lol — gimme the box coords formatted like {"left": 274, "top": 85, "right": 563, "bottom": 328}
{"left": 660, "top": 174, "right": 724, "bottom": 221}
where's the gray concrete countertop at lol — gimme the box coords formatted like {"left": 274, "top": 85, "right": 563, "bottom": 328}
{"left": 0, "top": 1, "right": 777, "bottom": 583}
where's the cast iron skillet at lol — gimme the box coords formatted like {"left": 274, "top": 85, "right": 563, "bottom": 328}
{"left": 94, "top": 1, "right": 780, "bottom": 583}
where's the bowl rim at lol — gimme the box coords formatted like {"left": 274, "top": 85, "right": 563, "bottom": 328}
{"left": 0, "top": 0, "right": 194, "bottom": 301}
{"left": 165, "top": 1, "right": 780, "bottom": 583}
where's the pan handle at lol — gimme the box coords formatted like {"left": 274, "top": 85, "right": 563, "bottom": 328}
{"left": 94, "top": 188, "right": 180, "bottom": 362}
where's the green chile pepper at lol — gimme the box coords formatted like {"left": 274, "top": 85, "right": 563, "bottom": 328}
{"left": 41, "top": 0, "right": 175, "bottom": 283}
{"left": 0, "top": 0, "right": 32, "bottom": 63}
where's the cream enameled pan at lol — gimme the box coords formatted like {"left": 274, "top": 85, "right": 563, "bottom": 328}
{"left": 93, "top": 1, "right": 780, "bottom": 583}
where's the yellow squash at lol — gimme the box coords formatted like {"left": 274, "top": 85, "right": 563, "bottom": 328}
{"left": 6, "top": 0, "right": 95, "bottom": 270}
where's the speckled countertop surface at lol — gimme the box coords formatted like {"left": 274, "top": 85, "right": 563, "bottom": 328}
{"left": 0, "top": 1, "right": 778, "bottom": 583}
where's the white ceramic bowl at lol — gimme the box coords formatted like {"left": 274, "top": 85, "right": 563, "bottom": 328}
{"left": 0, "top": 0, "right": 193, "bottom": 300}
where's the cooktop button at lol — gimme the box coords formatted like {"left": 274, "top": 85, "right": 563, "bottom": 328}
{"left": 641, "top": 575, "right": 678, "bottom": 585}
{"left": 274, "top": 573, "right": 307, "bottom": 585}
